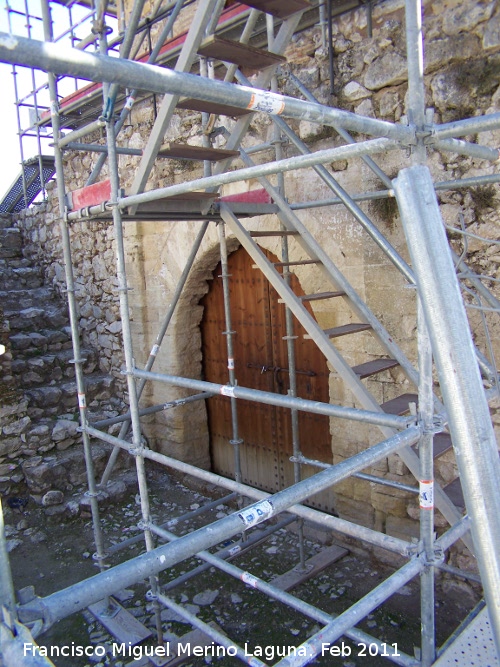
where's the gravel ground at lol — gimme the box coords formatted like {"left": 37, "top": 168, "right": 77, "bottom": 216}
{"left": 4, "top": 467, "right": 482, "bottom": 667}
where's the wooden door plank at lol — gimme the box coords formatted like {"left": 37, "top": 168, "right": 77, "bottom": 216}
{"left": 202, "top": 246, "right": 333, "bottom": 509}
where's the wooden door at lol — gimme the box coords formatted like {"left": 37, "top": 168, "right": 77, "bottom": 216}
{"left": 201, "top": 246, "right": 334, "bottom": 512}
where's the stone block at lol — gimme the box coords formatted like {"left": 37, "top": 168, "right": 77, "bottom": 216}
{"left": 2, "top": 417, "right": 31, "bottom": 436}
{"left": 442, "top": 2, "right": 493, "bottom": 36}
{"left": 0, "top": 437, "right": 22, "bottom": 457}
{"left": 378, "top": 89, "right": 402, "bottom": 118}
{"left": 42, "top": 489, "right": 64, "bottom": 506}
{"left": 22, "top": 458, "right": 66, "bottom": 494}
{"left": 0, "top": 229, "right": 22, "bottom": 258}
{"left": 354, "top": 98, "right": 375, "bottom": 118}
{"left": 334, "top": 495, "right": 375, "bottom": 529}
{"left": 51, "top": 419, "right": 79, "bottom": 442}
{"left": 385, "top": 515, "right": 419, "bottom": 542}
{"left": 364, "top": 51, "right": 407, "bottom": 90}
{"left": 0, "top": 462, "right": 17, "bottom": 476}
{"left": 483, "top": 12, "right": 500, "bottom": 50}
{"left": 0, "top": 401, "right": 28, "bottom": 420}
{"left": 387, "top": 453, "right": 409, "bottom": 476}
{"left": 425, "top": 34, "right": 480, "bottom": 72}
{"left": 56, "top": 439, "right": 76, "bottom": 451}
{"left": 371, "top": 490, "right": 409, "bottom": 517}
{"left": 343, "top": 81, "right": 371, "bottom": 101}
{"left": 79, "top": 479, "right": 127, "bottom": 507}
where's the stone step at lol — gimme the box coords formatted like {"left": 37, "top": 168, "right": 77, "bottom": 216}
{"left": 0, "top": 228, "right": 22, "bottom": 259}
{"left": 26, "top": 374, "right": 115, "bottom": 418}
{"left": 4, "top": 304, "right": 69, "bottom": 332}
{"left": 0, "top": 286, "right": 58, "bottom": 311}
{"left": 380, "top": 393, "right": 418, "bottom": 415}
{"left": 238, "top": 0, "right": 311, "bottom": 19}
{"left": 10, "top": 347, "right": 98, "bottom": 386}
{"left": 22, "top": 442, "right": 125, "bottom": 496}
{"left": 198, "top": 35, "right": 287, "bottom": 70}
{"left": 324, "top": 323, "right": 372, "bottom": 338}
{"left": 352, "top": 358, "right": 400, "bottom": 379}
{"left": 158, "top": 142, "right": 240, "bottom": 162}
{"left": 412, "top": 432, "right": 453, "bottom": 460}
{"left": 0, "top": 259, "right": 44, "bottom": 289}
{"left": 9, "top": 327, "right": 73, "bottom": 353}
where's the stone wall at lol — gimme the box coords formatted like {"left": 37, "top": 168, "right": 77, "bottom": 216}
{"left": 15, "top": 184, "right": 126, "bottom": 394}
{"left": 12, "top": 0, "right": 500, "bottom": 549}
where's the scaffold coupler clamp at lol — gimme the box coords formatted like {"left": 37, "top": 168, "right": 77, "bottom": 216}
{"left": 145, "top": 589, "right": 158, "bottom": 602}
{"left": 422, "top": 544, "right": 445, "bottom": 567}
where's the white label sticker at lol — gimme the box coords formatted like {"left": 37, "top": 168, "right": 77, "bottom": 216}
{"left": 150, "top": 344, "right": 160, "bottom": 357}
{"left": 51, "top": 101, "right": 58, "bottom": 116}
{"left": 247, "top": 91, "right": 285, "bottom": 115}
{"left": 78, "top": 393, "right": 87, "bottom": 408}
{"left": 238, "top": 500, "right": 273, "bottom": 528}
{"left": 241, "top": 572, "right": 259, "bottom": 588}
{"left": 220, "top": 385, "right": 236, "bottom": 397}
{"left": 419, "top": 480, "right": 434, "bottom": 509}
{"left": 228, "top": 544, "right": 241, "bottom": 556}
{"left": 228, "top": 358, "right": 235, "bottom": 370}
{"left": 125, "top": 96, "right": 136, "bottom": 110}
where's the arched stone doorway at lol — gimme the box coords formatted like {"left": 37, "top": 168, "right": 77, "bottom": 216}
{"left": 201, "top": 245, "right": 335, "bottom": 512}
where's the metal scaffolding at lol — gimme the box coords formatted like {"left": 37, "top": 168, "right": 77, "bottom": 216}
{"left": 1, "top": 0, "right": 500, "bottom": 665}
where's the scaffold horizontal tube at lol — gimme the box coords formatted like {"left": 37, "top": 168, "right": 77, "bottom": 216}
{"left": 84, "top": 424, "right": 417, "bottom": 556}
{"left": 434, "top": 112, "right": 500, "bottom": 140}
{"left": 271, "top": 518, "right": 470, "bottom": 667}
{"left": 63, "top": 141, "right": 142, "bottom": 155}
{"left": 62, "top": 137, "right": 401, "bottom": 220}
{"left": 91, "top": 392, "right": 213, "bottom": 428}
{"left": 155, "top": 592, "right": 266, "bottom": 667}
{"left": 432, "top": 137, "right": 499, "bottom": 162}
{"left": 160, "top": 517, "right": 296, "bottom": 594}
{"left": 150, "top": 523, "right": 418, "bottom": 667}
{"left": 130, "top": 369, "right": 414, "bottom": 428}
{"left": 57, "top": 121, "right": 105, "bottom": 148}
{"left": 0, "top": 32, "right": 413, "bottom": 144}
{"left": 106, "top": 491, "right": 239, "bottom": 555}
{"left": 120, "top": 138, "right": 400, "bottom": 211}
{"left": 292, "top": 455, "right": 419, "bottom": 494}
{"left": 19, "top": 425, "right": 419, "bottom": 627}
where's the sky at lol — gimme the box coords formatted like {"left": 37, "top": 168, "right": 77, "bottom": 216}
{"left": 0, "top": 0, "right": 118, "bottom": 201}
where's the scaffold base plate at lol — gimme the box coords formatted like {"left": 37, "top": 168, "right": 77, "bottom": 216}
{"left": 89, "top": 597, "right": 152, "bottom": 646}
{"left": 434, "top": 606, "right": 499, "bottom": 666}
{"left": 271, "top": 544, "right": 348, "bottom": 591}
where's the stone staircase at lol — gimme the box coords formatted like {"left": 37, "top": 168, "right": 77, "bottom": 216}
{"left": 0, "top": 213, "right": 122, "bottom": 504}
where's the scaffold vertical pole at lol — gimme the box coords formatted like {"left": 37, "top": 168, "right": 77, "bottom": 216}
{"left": 218, "top": 222, "right": 244, "bottom": 503}
{"left": 41, "top": 0, "right": 108, "bottom": 576}
{"left": 268, "top": 14, "right": 306, "bottom": 570}
{"left": 418, "top": 298, "right": 436, "bottom": 666}
{"left": 405, "top": 0, "right": 426, "bottom": 164}
{"left": 394, "top": 163, "right": 500, "bottom": 658}
{"left": 0, "top": 499, "right": 16, "bottom": 618}
{"left": 86, "top": 0, "right": 187, "bottom": 186}
{"left": 105, "top": 114, "right": 164, "bottom": 645}
{"left": 100, "top": 220, "right": 210, "bottom": 486}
